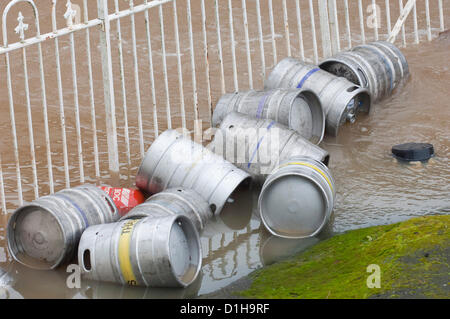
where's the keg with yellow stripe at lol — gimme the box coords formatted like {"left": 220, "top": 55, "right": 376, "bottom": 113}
{"left": 258, "top": 156, "right": 335, "bottom": 239}
{"left": 78, "top": 215, "right": 201, "bottom": 288}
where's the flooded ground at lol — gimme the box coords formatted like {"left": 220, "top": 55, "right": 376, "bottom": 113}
{"left": 0, "top": 1, "right": 449, "bottom": 298}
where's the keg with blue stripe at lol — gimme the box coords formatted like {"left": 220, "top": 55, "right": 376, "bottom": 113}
{"left": 212, "top": 88, "right": 325, "bottom": 145}
{"left": 7, "top": 185, "right": 120, "bottom": 270}
{"left": 208, "top": 112, "right": 330, "bottom": 183}
{"left": 120, "top": 187, "right": 213, "bottom": 232}
{"left": 77, "top": 215, "right": 201, "bottom": 288}
{"left": 265, "top": 57, "right": 371, "bottom": 136}
{"left": 258, "top": 156, "right": 335, "bottom": 239}
{"left": 319, "top": 41, "right": 409, "bottom": 102}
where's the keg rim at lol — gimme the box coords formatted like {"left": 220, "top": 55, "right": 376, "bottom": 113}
{"left": 7, "top": 204, "right": 68, "bottom": 270}
{"left": 166, "top": 215, "right": 202, "bottom": 287}
{"left": 294, "top": 89, "right": 326, "bottom": 144}
{"left": 328, "top": 86, "right": 371, "bottom": 137}
{"left": 258, "top": 163, "right": 333, "bottom": 239}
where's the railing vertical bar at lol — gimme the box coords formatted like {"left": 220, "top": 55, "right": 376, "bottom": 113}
{"left": 129, "top": 1, "right": 145, "bottom": 158}
{"left": 52, "top": 38, "right": 70, "bottom": 189}
{"left": 0, "top": 155, "right": 6, "bottom": 214}
{"left": 241, "top": 0, "right": 253, "bottom": 90}
{"left": 114, "top": 0, "right": 131, "bottom": 167}
{"left": 214, "top": 0, "right": 226, "bottom": 95}
{"left": 228, "top": 0, "right": 238, "bottom": 92}
{"left": 373, "top": 0, "right": 379, "bottom": 41}
{"left": 144, "top": 1, "right": 159, "bottom": 138}
{"left": 425, "top": 0, "right": 432, "bottom": 41}
{"left": 97, "top": 0, "right": 120, "bottom": 176}
{"left": 158, "top": 5, "right": 172, "bottom": 130}
{"left": 308, "top": 0, "right": 319, "bottom": 64}
{"left": 413, "top": 0, "right": 419, "bottom": 44}
{"left": 22, "top": 47, "right": 39, "bottom": 199}
{"left": 385, "top": 0, "right": 392, "bottom": 37}
{"left": 282, "top": 0, "right": 291, "bottom": 57}
{"left": 328, "top": 0, "right": 341, "bottom": 53}
{"left": 438, "top": 0, "right": 444, "bottom": 31}
{"left": 4, "top": 53, "right": 22, "bottom": 205}
{"left": 173, "top": 0, "right": 187, "bottom": 129}
{"left": 358, "top": 0, "right": 366, "bottom": 44}
{"left": 84, "top": 0, "right": 101, "bottom": 179}
{"left": 344, "top": 0, "right": 352, "bottom": 48}
{"left": 36, "top": 41, "right": 54, "bottom": 193}
{"left": 187, "top": 0, "right": 199, "bottom": 124}
{"left": 255, "top": 0, "right": 266, "bottom": 81}
{"left": 295, "top": 0, "right": 305, "bottom": 61}
{"left": 268, "top": 0, "right": 277, "bottom": 65}
{"left": 399, "top": 0, "right": 406, "bottom": 46}
{"left": 69, "top": 33, "right": 84, "bottom": 184}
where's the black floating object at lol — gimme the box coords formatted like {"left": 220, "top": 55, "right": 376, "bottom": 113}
{"left": 392, "top": 143, "right": 434, "bottom": 161}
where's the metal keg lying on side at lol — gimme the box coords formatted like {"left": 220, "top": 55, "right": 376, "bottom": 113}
{"left": 258, "top": 156, "right": 335, "bottom": 239}
{"left": 78, "top": 215, "right": 201, "bottom": 288}
{"left": 212, "top": 88, "right": 325, "bottom": 144}
{"left": 7, "top": 185, "right": 119, "bottom": 270}
{"left": 135, "top": 129, "right": 251, "bottom": 215}
{"left": 208, "top": 112, "right": 330, "bottom": 183}
{"left": 121, "top": 187, "right": 213, "bottom": 232}
{"left": 320, "top": 41, "right": 409, "bottom": 102}
{"left": 265, "top": 57, "right": 371, "bottom": 136}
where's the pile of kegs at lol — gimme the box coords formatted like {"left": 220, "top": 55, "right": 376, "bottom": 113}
{"left": 5, "top": 40, "right": 408, "bottom": 290}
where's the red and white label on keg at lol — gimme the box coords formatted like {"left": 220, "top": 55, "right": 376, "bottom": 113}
{"left": 100, "top": 186, "right": 146, "bottom": 217}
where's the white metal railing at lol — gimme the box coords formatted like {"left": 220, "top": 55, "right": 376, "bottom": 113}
{"left": 0, "top": 0, "right": 446, "bottom": 214}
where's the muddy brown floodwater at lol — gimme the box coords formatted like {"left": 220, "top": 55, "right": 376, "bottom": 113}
{"left": 0, "top": 1, "right": 449, "bottom": 299}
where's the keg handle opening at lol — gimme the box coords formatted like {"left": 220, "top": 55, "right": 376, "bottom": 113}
{"left": 82, "top": 249, "right": 92, "bottom": 272}
{"left": 104, "top": 196, "right": 117, "bottom": 215}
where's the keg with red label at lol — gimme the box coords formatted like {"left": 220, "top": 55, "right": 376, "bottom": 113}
{"left": 100, "top": 186, "right": 146, "bottom": 217}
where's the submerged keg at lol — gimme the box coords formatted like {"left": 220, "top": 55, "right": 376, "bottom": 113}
{"left": 320, "top": 41, "right": 409, "bottom": 102}
{"left": 78, "top": 215, "right": 201, "bottom": 288}
{"left": 258, "top": 156, "right": 335, "bottom": 239}
{"left": 212, "top": 88, "right": 325, "bottom": 144}
{"left": 208, "top": 112, "right": 330, "bottom": 183}
{"left": 7, "top": 185, "right": 119, "bottom": 270}
{"left": 121, "top": 187, "right": 213, "bottom": 232}
{"left": 265, "top": 57, "right": 371, "bottom": 136}
{"left": 135, "top": 129, "right": 251, "bottom": 215}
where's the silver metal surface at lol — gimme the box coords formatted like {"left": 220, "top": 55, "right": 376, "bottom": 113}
{"left": 208, "top": 112, "right": 329, "bottom": 184}
{"left": 258, "top": 156, "right": 335, "bottom": 239}
{"left": 212, "top": 88, "right": 325, "bottom": 144}
{"left": 121, "top": 187, "right": 213, "bottom": 232}
{"left": 320, "top": 41, "right": 410, "bottom": 102}
{"left": 135, "top": 129, "right": 251, "bottom": 215}
{"left": 78, "top": 215, "right": 201, "bottom": 288}
{"left": 265, "top": 57, "right": 371, "bottom": 136}
{"left": 7, "top": 185, "right": 119, "bottom": 270}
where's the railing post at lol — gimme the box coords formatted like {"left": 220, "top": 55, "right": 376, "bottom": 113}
{"left": 318, "top": 0, "right": 332, "bottom": 59}
{"left": 327, "top": 0, "right": 340, "bottom": 54}
{"left": 97, "top": 0, "right": 120, "bottom": 178}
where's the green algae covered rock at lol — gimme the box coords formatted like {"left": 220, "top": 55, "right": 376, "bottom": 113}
{"left": 240, "top": 215, "right": 449, "bottom": 299}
